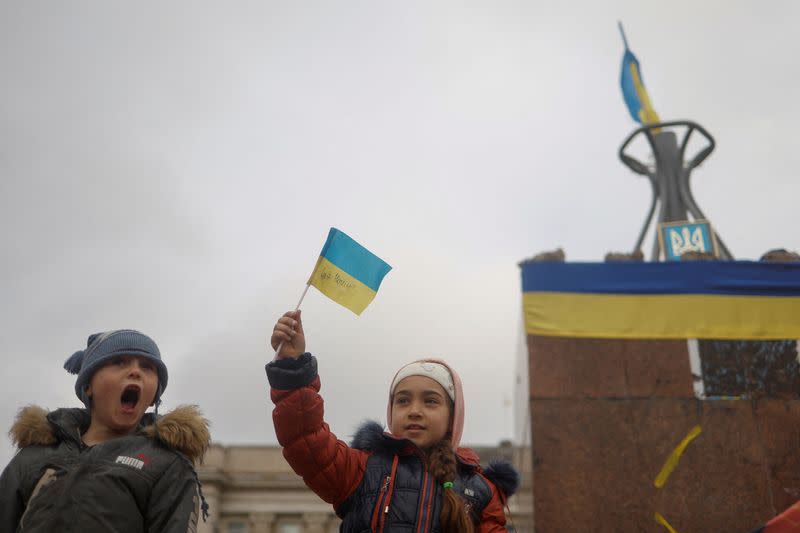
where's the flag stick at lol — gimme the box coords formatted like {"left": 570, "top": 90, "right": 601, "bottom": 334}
{"left": 618, "top": 21, "right": 630, "bottom": 50}
{"left": 272, "top": 283, "right": 311, "bottom": 360}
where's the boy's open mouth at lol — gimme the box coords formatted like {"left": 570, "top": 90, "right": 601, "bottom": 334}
{"left": 120, "top": 385, "right": 141, "bottom": 409}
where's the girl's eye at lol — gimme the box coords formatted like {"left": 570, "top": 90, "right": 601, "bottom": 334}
{"left": 425, "top": 398, "right": 440, "bottom": 405}
{"left": 395, "top": 398, "right": 409, "bottom": 405}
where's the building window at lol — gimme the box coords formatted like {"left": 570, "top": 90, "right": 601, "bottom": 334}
{"left": 227, "top": 522, "right": 248, "bottom": 533}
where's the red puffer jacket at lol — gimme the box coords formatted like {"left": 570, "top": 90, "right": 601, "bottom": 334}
{"left": 266, "top": 353, "right": 518, "bottom": 532}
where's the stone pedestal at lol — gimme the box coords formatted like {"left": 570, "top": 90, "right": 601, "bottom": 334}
{"left": 528, "top": 335, "right": 800, "bottom": 532}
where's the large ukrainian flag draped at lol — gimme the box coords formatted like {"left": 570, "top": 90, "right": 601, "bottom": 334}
{"left": 521, "top": 262, "right": 800, "bottom": 340}
{"left": 308, "top": 228, "right": 391, "bottom": 315}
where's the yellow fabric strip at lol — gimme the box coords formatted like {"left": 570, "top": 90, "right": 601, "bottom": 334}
{"left": 654, "top": 512, "right": 679, "bottom": 533}
{"left": 654, "top": 425, "right": 702, "bottom": 488}
{"left": 631, "top": 62, "right": 660, "bottom": 125}
{"left": 308, "top": 256, "right": 377, "bottom": 315}
{"left": 523, "top": 292, "right": 800, "bottom": 339}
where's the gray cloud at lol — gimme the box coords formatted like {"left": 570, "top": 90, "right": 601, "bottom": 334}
{"left": 2, "top": 1, "right": 799, "bottom": 466}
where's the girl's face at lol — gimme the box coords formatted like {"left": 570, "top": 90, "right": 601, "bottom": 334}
{"left": 390, "top": 375, "right": 452, "bottom": 450}
{"left": 86, "top": 355, "right": 159, "bottom": 437}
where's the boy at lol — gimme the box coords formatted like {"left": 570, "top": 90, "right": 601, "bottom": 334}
{"left": 0, "top": 329, "right": 210, "bottom": 532}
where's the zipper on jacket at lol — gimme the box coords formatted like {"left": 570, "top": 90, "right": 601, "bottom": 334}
{"left": 370, "top": 475, "right": 391, "bottom": 530}
{"left": 371, "top": 454, "right": 399, "bottom": 533}
{"left": 75, "top": 428, "right": 90, "bottom": 451}
{"left": 377, "top": 455, "right": 399, "bottom": 532}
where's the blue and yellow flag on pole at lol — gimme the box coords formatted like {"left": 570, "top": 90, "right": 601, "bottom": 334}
{"left": 619, "top": 22, "right": 660, "bottom": 125}
{"left": 308, "top": 228, "right": 392, "bottom": 315}
{"left": 521, "top": 261, "right": 800, "bottom": 339}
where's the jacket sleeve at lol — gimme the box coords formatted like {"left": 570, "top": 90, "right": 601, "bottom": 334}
{"left": 266, "top": 353, "right": 367, "bottom": 508}
{"left": 145, "top": 455, "right": 200, "bottom": 533}
{"left": 0, "top": 455, "right": 25, "bottom": 533}
{"left": 748, "top": 499, "right": 800, "bottom": 533}
{"left": 478, "top": 478, "right": 509, "bottom": 533}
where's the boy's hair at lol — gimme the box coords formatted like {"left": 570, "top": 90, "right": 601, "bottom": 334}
{"left": 64, "top": 330, "right": 169, "bottom": 408}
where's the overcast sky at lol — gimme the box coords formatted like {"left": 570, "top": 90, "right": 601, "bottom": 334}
{"left": 2, "top": 1, "right": 798, "bottom": 467}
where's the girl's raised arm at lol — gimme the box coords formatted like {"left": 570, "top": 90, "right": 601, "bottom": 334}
{"left": 266, "top": 311, "right": 367, "bottom": 507}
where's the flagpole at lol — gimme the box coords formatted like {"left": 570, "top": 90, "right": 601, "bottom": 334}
{"left": 618, "top": 21, "right": 629, "bottom": 50}
{"left": 272, "top": 283, "right": 311, "bottom": 360}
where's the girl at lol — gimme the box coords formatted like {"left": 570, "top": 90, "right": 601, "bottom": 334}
{"left": 267, "top": 311, "right": 518, "bottom": 532}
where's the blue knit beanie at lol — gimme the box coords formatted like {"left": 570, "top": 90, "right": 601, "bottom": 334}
{"left": 63, "top": 330, "right": 169, "bottom": 408}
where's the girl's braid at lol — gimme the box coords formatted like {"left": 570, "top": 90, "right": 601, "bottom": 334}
{"left": 428, "top": 438, "right": 475, "bottom": 533}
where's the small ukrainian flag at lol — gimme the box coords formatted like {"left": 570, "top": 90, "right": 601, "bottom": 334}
{"left": 308, "top": 228, "right": 392, "bottom": 315}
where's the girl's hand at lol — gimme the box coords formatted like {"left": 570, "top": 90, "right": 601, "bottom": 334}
{"left": 271, "top": 310, "right": 306, "bottom": 359}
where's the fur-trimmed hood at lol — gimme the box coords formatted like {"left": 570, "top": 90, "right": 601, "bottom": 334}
{"left": 483, "top": 459, "right": 521, "bottom": 498}
{"left": 9, "top": 404, "right": 210, "bottom": 464}
{"left": 350, "top": 420, "right": 520, "bottom": 497}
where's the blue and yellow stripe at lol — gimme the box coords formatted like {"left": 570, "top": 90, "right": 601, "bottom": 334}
{"left": 521, "top": 262, "right": 800, "bottom": 339}
{"left": 308, "top": 228, "right": 391, "bottom": 315}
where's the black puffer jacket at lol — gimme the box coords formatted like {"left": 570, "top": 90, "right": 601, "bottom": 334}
{"left": 0, "top": 405, "right": 210, "bottom": 533}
